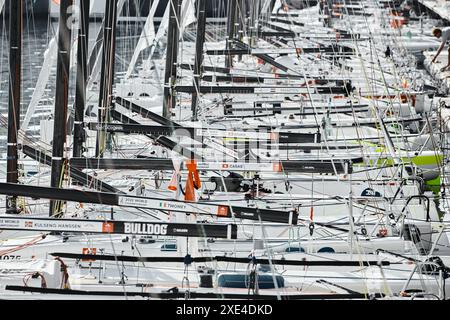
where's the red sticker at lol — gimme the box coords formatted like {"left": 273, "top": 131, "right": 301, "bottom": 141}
{"left": 102, "top": 222, "right": 114, "bottom": 233}
{"left": 217, "top": 206, "right": 229, "bottom": 217}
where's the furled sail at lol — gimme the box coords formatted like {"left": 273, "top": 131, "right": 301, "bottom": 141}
{"left": 141, "top": 0, "right": 196, "bottom": 72}
{"left": 272, "top": 0, "right": 283, "bottom": 13}
{"left": 125, "top": 0, "right": 160, "bottom": 79}
{"left": 180, "top": 0, "right": 197, "bottom": 33}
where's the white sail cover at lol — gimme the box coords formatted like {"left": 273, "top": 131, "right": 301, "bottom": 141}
{"left": 125, "top": 0, "right": 160, "bottom": 79}
{"left": 142, "top": 0, "right": 196, "bottom": 73}
{"left": 20, "top": 37, "right": 58, "bottom": 137}
{"left": 180, "top": 0, "right": 196, "bottom": 33}
{"left": 272, "top": 0, "right": 283, "bottom": 13}
{"left": 142, "top": 2, "right": 170, "bottom": 69}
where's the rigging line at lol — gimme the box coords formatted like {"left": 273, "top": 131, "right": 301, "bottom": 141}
{"left": 341, "top": 6, "right": 407, "bottom": 182}
{"left": 195, "top": 54, "right": 299, "bottom": 259}
{"left": 192, "top": 17, "right": 295, "bottom": 223}
{"left": 258, "top": 216, "right": 284, "bottom": 300}
{"left": 368, "top": 7, "right": 416, "bottom": 153}
{"left": 361, "top": 2, "right": 420, "bottom": 154}
{"left": 164, "top": 0, "right": 197, "bottom": 115}
{"left": 217, "top": 13, "right": 333, "bottom": 220}
{"left": 279, "top": 12, "right": 342, "bottom": 179}
{"left": 327, "top": 6, "right": 401, "bottom": 287}
{"left": 424, "top": 112, "right": 444, "bottom": 174}
{"left": 101, "top": 230, "right": 127, "bottom": 299}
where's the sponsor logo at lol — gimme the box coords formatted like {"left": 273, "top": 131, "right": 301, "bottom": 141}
{"left": 159, "top": 201, "right": 186, "bottom": 211}
{"left": 173, "top": 228, "right": 189, "bottom": 234}
{"left": 221, "top": 163, "right": 244, "bottom": 169}
{"left": 239, "top": 212, "right": 255, "bottom": 217}
{"left": 196, "top": 163, "right": 210, "bottom": 169}
{"left": 82, "top": 248, "right": 97, "bottom": 262}
{"left": 272, "top": 162, "right": 282, "bottom": 172}
{"left": 119, "top": 197, "right": 150, "bottom": 207}
{"left": 217, "top": 206, "right": 229, "bottom": 217}
{"left": 25, "top": 221, "right": 33, "bottom": 228}
{"left": 361, "top": 188, "right": 382, "bottom": 197}
{"left": 102, "top": 222, "right": 114, "bottom": 233}
{"left": 94, "top": 124, "right": 123, "bottom": 131}
{"left": 0, "top": 219, "right": 19, "bottom": 224}
{"left": 107, "top": 125, "right": 123, "bottom": 131}
{"left": 34, "top": 222, "right": 83, "bottom": 229}
{"left": 124, "top": 223, "right": 168, "bottom": 235}
{"left": 82, "top": 248, "right": 96, "bottom": 255}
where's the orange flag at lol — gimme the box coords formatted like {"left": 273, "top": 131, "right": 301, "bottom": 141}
{"left": 184, "top": 160, "right": 201, "bottom": 202}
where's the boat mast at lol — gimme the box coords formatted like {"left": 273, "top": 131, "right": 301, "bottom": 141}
{"left": 73, "top": 0, "right": 90, "bottom": 158}
{"left": 50, "top": 0, "right": 73, "bottom": 217}
{"left": 87, "top": 0, "right": 126, "bottom": 88}
{"left": 226, "top": 0, "right": 238, "bottom": 68}
{"left": 6, "top": 0, "right": 23, "bottom": 214}
{"left": 249, "top": 0, "right": 262, "bottom": 47}
{"left": 163, "top": 0, "right": 181, "bottom": 120}
{"left": 190, "top": 0, "right": 206, "bottom": 121}
{"left": 96, "top": 0, "right": 118, "bottom": 157}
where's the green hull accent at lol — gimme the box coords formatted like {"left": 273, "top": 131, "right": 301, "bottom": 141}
{"left": 425, "top": 176, "right": 441, "bottom": 187}
{"left": 411, "top": 154, "right": 443, "bottom": 167}
{"left": 364, "top": 154, "right": 442, "bottom": 166}
{"left": 360, "top": 153, "right": 443, "bottom": 184}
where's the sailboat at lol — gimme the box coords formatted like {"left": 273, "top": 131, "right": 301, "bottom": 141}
{"left": 1, "top": 0, "right": 450, "bottom": 300}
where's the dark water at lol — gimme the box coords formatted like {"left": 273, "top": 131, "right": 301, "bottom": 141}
{"left": 0, "top": 20, "right": 49, "bottom": 113}
{"left": 0, "top": 18, "right": 145, "bottom": 116}
{"left": 0, "top": 18, "right": 147, "bottom": 153}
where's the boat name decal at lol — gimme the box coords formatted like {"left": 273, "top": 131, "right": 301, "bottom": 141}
{"left": 123, "top": 223, "right": 168, "bottom": 235}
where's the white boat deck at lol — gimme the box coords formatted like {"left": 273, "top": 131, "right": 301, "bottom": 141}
{"left": 418, "top": 0, "right": 450, "bottom": 21}
{"left": 424, "top": 50, "right": 450, "bottom": 91}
